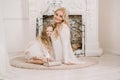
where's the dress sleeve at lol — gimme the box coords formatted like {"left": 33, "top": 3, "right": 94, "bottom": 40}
{"left": 60, "top": 24, "right": 70, "bottom": 62}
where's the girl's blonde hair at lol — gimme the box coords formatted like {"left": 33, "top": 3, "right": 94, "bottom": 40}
{"left": 53, "top": 7, "right": 69, "bottom": 38}
{"left": 37, "top": 23, "right": 53, "bottom": 53}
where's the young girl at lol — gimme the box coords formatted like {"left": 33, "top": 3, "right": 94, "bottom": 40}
{"left": 25, "top": 23, "right": 54, "bottom": 64}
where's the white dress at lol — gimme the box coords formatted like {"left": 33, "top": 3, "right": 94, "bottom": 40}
{"left": 24, "top": 40, "right": 52, "bottom": 60}
{"left": 51, "top": 23, "right": 81, "bottom": 64}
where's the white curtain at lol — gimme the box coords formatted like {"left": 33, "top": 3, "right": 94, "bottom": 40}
{"left": 0, "top": 25, "right": 11, "bottom": 75}
{"left": 0, "top": 1, "right": 11, "bottom": 79}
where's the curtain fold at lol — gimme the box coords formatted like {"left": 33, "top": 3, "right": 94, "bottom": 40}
{"left": 0, "top": 27, "right": 11, "bottom": 75}
{"left": 0, "top": 1, "right": 11, "bottom": 78}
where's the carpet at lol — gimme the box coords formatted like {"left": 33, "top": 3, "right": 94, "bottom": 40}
{"left": 10, "top": 56, "right": 99, "bottom": 70}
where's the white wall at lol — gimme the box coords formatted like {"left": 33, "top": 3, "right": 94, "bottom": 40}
{"left": 2, "top": 0, "right": 29, "bottom": 53}
{"left": 99, "top": 0, "right": 120, "bottom": 55}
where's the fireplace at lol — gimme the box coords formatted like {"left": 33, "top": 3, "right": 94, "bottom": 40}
{"left": 36, "top": 15, "right": 85, "bottom": 56}
{"left": 28, "top": 0, "right": 103, "bottom": 56}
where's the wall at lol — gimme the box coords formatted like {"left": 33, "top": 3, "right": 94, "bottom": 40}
{"left": 2, "top": 0, "right": 29, "bottom": 53}
{"left": 99, "top": 0, "right": 120, "bottom": 55}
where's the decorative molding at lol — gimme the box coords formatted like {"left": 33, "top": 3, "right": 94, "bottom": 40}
{"left": 2, "top": 18, "right": 29, "bottom": 20}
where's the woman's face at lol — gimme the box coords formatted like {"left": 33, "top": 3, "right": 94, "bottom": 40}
{"left": 54, "top": 10, "right": 64, "bottom": 23}
{"left": 46, "top": 26, "right": 53, "bottom": 37}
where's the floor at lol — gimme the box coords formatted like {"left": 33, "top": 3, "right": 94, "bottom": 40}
{"left": 3, "top": 53, "right": 120, "bottom": 80}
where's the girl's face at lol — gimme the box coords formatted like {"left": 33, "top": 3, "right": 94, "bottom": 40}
{"left": 54, "top": 10, "right": 64, "bottom": 23}
{"left": 46, "top": 26, "right": 53, "bottom": 37}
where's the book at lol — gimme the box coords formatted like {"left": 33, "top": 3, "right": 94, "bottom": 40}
{"left": 43, "top": 61, "right": 62, "bottom": 67}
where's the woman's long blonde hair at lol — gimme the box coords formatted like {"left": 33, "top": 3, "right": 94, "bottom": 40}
{"left": 53, "top": 7, "right": 69, "bottom": 38}
{"left": 37, "top": 23, "right": 53, "bottom": 53}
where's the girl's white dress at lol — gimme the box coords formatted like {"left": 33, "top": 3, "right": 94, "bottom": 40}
{"left": 25, "top": 40, "right": 52, "bottom": 60}
{"left": 51, "top": 23, "right": 82, "bottom": 64}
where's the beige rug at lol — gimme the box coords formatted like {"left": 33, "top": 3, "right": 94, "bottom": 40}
{"left": 10, "top": 56, "right": 99, "bottom": 70}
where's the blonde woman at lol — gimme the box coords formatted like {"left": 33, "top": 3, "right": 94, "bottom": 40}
{"left": 51, "top": 7, "right": 84, "bottom": 65}
{"left": 25, "top": 23, "right": 54, "bottom": 64}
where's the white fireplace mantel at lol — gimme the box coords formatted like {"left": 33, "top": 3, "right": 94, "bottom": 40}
{"left": 28, "top": 0, "right": 103, "bottom": 56}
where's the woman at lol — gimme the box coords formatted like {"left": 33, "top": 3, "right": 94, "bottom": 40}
{"left": 25, "top": 23, "right": 54, "bottom": 64}
{"left": 51, "top": 7, "right": 84, "bottom": 65}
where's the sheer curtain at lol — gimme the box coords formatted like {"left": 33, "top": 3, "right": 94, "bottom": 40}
{"left": 0, "top": 2, "right": 11, "bottom": 78}
{"left": 0, "top": 27, "right": 11, "bottom": 77}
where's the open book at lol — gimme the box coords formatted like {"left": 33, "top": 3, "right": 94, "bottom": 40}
{"left": 43, "top": 61, "right": 62, "bottom": 67}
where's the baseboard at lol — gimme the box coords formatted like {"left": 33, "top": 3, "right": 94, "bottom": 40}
{"left": 85, "top": 48, "right": 103, "bottom": 56}
{"left": 104, "top": 49, "right": 120, "bottom": 56}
